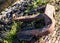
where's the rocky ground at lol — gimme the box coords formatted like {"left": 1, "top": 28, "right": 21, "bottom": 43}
{"left": 0, "top": 0, "right": 60, "bottom": 43}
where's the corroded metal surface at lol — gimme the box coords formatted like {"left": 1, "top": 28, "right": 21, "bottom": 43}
{"left": 15, "top": 4, "right": 55, "bottom": 41}
{"left": 0, "top": 4, "right": 55, "bottom": 41}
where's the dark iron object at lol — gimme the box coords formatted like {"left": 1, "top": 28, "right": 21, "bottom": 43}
{"left": 16, "top": 4, "right": 55, "bottom": 41}
{"left": 0, "top": 4, "right": 55, "bottom": 41}
{"left": 17, "top": 34, "right": 34, "bottom": 41}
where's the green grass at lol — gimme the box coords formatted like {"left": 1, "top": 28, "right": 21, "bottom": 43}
{"left": 3, "top": 21, "right": 23, "bottom": 43}
{"left": 3, "top": 21, "right": 18, "bottom": 43}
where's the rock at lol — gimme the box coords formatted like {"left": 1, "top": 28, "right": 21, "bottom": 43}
{"left": 58, "top": 22, "right": 60, "bottom": 25}
{"left": 55, "top": 40, "right": 58, "bottom": 43}
{"left": 0, "top": 37, "right": 3, "bottom": 43}
{"left": 52, "top": 37, "right": 56, "bottom": 43}
{"left": 55, "top": 0, "right": 60, "bottom": 3}
{"left": 51, "top": 31, "right": 56, "bottom": 37}
{"left": 0, "top": 0, "right": 6, "bottom": 5}
{"left": 48, "top": 39, "right": 52, "bottom": 43}
{"left": 39, "top": 38, "right": 44, "bottom": 43}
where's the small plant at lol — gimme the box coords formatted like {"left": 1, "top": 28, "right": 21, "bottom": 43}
{"left": 3, "top": 21, "right": 18, "bottom": 43}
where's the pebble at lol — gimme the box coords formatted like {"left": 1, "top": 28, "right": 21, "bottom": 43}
{"left": 55, "top": 0, "right": 60, "bottom": 3}
{"left": 51, "top": 31, "right": 56, "bottom": 37}
{"left": 55, "top": 40, "right": 58, "bottom": 43}
{"left": 0, "top": 38, "right": 2, "bottom": 43}
{"left": 52, "top": 37, "right": 56, "bottom": 43}
{"left": 58, "top": 22, "right": 60, "bottom": 25}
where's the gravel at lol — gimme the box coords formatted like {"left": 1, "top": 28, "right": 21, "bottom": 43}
{"left": 0, "top": 0, "right": 60, "bottom": 43}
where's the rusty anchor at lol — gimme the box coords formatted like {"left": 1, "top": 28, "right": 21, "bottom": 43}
{"left": 13, "top": 4, "right": 55, "bottom": 41}
{"left": 0, "top": 4, "right": 55, "bottom": 41}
